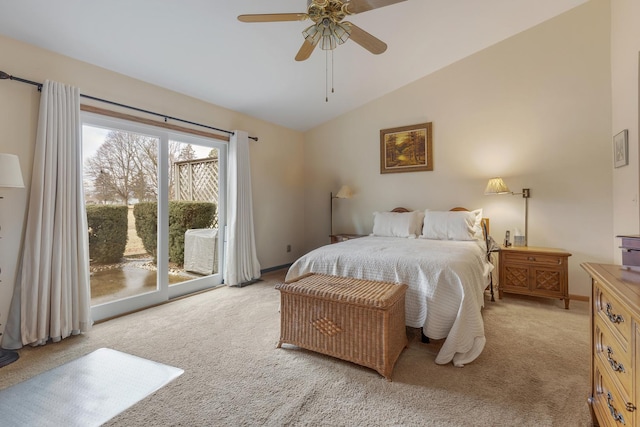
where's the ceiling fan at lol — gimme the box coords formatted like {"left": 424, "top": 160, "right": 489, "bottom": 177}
{"left": 238, "top": 0, "right": 407, "bottom": 61}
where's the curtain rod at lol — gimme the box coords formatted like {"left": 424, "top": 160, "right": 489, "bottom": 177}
{"left": 0, "top": 70, "right": 259, "bottom": 142}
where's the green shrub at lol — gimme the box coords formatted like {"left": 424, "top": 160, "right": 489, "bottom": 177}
{"left": 133, "top": 202, "right": 159, "bottom": 262}
{"left": 133, "top": 201, "right": 216, "bottom": 266}
{"left": 169, "top": 202, "right": 216, "bottom": 265}
{"left": 86, "top": 204, "right": 128, "bottom": 264}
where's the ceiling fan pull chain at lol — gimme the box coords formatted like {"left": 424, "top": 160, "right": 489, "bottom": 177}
{"left": 325, "top": 49, "right": 329, "bottom": 102}
{"left": 324, "top": 49, "right": 335, "bottom": 102}
{"left": 331, "top": 49, "right": 335, "bottom": 95}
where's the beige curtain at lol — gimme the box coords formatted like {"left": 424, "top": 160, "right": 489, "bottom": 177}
{"left": 224, "top": 130, "right": 260, "bottom": 286}
{"left": 2, "top": 80, "right": 92, "bottom": 349}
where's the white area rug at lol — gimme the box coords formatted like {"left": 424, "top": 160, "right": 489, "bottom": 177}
{"left": 0, "top": 348, "right": 183, "bottom": 427}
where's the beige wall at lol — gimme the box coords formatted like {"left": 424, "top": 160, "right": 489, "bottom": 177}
{"left": 611, "top": 0, "right": 640, "bottom": 261}
{"left": 0, "top": 35, "right": 306, "bottom": 332}
{"left": 303, "top": 0, "right": 612, "bottom": 298}
{"left": 0, "top": 0, "right": 626, "bottom": 336}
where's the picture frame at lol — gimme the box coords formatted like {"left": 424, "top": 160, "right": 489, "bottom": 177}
{"left": 614, "top": 129, "right": 629, "bottom": 168}
{"left": 380, "top": 122, "right": 433, "bottom": 174}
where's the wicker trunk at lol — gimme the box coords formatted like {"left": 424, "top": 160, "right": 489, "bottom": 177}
{"left": 276, "top": 273, "right": 408, "bottom": 381}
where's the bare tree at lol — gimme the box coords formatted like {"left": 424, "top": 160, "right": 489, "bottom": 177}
{"left": 85, "top": 131, "right": 193, "bottom": 204}
{"left": 180, "top": 144, "right": 196, "bottom": 161}
{"left": 93, "top": 169, "right": 116, "bottom": 204}
{"left": 86, "top": 132, "right": 135, "bottom": 204}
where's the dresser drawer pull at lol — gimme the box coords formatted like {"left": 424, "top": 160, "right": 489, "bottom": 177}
{"left": 606, "top": 303, "right": 625, "bottom": 324}
{"left": 607, "top": 392, "right": 626, "bottom": 424}
{"left": 606, "top": 347, "right": 625, "bottom": 373}
{"left": 522, "top": 256, "right": 562, "bottom": 264}
{"left": 626, "top": 403, "right": 637, "bottom": 412}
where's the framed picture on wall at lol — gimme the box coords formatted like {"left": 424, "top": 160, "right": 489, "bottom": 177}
{"left": 614, "top": 129, "right": 629, "bottom": 168}
{"left": 380, "top": 122, "right": 433, "bottom": 174}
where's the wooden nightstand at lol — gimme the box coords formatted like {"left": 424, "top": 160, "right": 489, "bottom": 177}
{"left": 330, "top": 234, "right": 366, "bottom": 244}
{"left": 499, "top": 246, "right": 572, "bottom": 309}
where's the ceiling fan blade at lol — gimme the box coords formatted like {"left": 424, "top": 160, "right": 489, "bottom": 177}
{"left": 295, "top": 40, "right": 317, "bottom": 61}
{"left": 238, "top": 13, "right": 307, "bottom": 23}
{"left": 345, "top": 0, "right": 406, "bottom": 14}
{"left": 346, "top": 23, "right": 387, "bottom": 55}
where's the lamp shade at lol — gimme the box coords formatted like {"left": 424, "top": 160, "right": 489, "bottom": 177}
{"left": 0, "top": 153, "right": 24, "bottom": 188}
{"left": 484, "top": 177, "right": 510, "bottom": 195}
{"left": 335, "top": 185, "right": 353, "bottom": 199}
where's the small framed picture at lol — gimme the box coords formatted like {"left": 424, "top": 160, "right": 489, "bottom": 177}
{"left": 614, "top": 129, "right": 629, "bottom": 168}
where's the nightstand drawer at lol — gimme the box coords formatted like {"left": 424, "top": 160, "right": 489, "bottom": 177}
{"left": 330, "top": 234, "right": 366, "bottom": 244}
{"left": 502, "top": 252, "right": 564, "bottom": 266}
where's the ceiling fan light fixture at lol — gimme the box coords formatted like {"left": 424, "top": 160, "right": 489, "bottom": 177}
{"left": 319, "top": 25, "right": 337, "bottom": 50}
{"left": 332, "top": 21, "right": 351, "bottom": 44}
{"left": 311, "top": 0, "right": 329, "bottom": 7}
{"left": 303, "top": 24, "right": 322, "bottom": 45}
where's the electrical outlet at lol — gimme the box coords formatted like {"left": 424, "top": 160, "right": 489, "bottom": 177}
{"left": 286, "top": 244, "right": 291, "bottom": 253}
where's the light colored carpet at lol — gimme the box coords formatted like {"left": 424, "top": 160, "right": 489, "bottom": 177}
{"left": 0, "top": 348, "right": 182, "bottom": 427}
{"left": 0, "top": 269, "right": 592, "bottom": 426}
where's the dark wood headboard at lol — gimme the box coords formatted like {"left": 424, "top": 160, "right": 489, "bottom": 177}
{"left": 391, "top": 207, "right": 410, "bottom": 213}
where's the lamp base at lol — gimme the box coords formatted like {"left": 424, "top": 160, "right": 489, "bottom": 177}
{"left": 0, "top": 348, "right": 19, "bottom": 368}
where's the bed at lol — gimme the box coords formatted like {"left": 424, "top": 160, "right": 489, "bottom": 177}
{"left": 285, "top": 207, "right": 493, "bottom": 367}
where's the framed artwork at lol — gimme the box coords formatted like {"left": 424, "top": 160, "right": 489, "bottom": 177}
{"left": 380, "top": 122, "right": 433, "bottom": 174}
{"left": 614, "top": 129, "right": 629, "bottom": 168}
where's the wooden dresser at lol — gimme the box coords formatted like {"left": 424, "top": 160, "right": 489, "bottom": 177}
{"left": 582, "top": 263, "right": 640, "bottom": 426}
{"left": 499, "top": 246, "right": 571, "bottom": 308}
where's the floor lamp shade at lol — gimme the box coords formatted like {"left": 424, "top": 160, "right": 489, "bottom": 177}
{"left": 0, "top": 154, "right": 25, "bottom": 188}
{"left": 335, "top": 185, "right": 353, "bottom": 199}
{"left": 330, "top": 185, "right": 353, "bottom": 237}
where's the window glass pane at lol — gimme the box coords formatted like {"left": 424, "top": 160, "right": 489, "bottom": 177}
{"left": 83, "top": 124, "right": 167, "bottom": 305}
{"left": 168, "top": 141, "right": 221, "bottom": 283}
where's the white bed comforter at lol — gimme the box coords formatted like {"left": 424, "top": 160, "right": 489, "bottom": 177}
{"left": 285, "top": 236, "right": 493, "bottom": 367}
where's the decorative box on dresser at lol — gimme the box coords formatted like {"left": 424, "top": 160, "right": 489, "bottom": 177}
{"left": 582, "top": 263, "right": 640, "bottom": 427}
{"left": 499, "top": 246, "right": 572, "bottom": 309}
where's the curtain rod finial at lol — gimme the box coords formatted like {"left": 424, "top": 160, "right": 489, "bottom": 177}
{"left": 0, "top": 71, "right": 10, "bottom": 80}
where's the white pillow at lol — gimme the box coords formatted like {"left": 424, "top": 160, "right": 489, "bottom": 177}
{"left": 471, "top": 208, "right": 484, "bottom": 240}
{"left": 421, "top": 210, "right": 476, "bottom": 241}
{"left": 372, "top": 211, "right": 425, "bottom": 238}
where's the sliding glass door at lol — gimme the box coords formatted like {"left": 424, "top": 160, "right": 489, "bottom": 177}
{"left": 82, "top": 113, "right": 226, "bottom": 321}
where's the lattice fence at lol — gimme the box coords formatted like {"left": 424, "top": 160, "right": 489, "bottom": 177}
{"left": 174, "top": 158, "right": 219, "bottom": 202}
{"left": 174, "top": 157, "right": 219, "bottom": 227}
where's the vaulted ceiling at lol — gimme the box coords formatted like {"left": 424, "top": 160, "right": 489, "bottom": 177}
{"left": 0, "top": 0, "right": 588, "bottom": 131}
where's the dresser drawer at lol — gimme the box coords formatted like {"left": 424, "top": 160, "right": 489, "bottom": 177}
{"left": 595, "top": 319, "right": 632, "bottom": 397}
{"left": 502, "top": 251, "right": 565, "bottom": 267}
{"left": 594, "top": 283, "right": 632, "bottom": 348}
{"left": 583, "top": 263, "right": 640, "bottom": 427}
{"left": 593, "top": 359, "right": 635, "bottom": 427}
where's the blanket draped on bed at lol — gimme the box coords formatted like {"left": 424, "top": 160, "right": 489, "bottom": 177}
{"left": 286, "top": 236, "right": 492, "bottom": 367}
